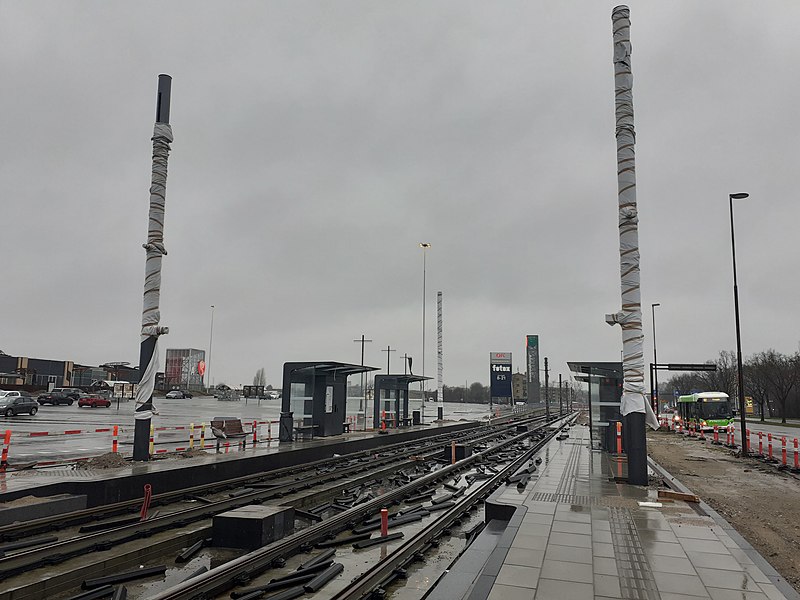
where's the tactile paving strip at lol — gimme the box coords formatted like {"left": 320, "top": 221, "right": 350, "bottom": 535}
{"left": 608, "top": 506, "right": 661, "bottom": 600}
{"left": 529, "top": 491, "right": 640, "bottom": 509}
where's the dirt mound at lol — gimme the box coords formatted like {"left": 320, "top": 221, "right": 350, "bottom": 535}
{"left": 74, "top": 452, "right": 128, "bottom": 470}
{"left": 178, "top": 449, "right": 209, "bottom": 458}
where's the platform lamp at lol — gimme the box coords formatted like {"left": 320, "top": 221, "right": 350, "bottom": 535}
{"left": 651, "top": 302, "right": 660, "bottom": 414}
{"left": 729, "top": 192, "right": 750, "bottom": 456}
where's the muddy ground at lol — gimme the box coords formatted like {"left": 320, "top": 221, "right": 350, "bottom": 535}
{"left": 648, "top": 430, "right": 800, "bottom": 591}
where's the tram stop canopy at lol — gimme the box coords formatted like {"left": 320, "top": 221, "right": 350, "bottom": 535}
{"left": 281, "top": 361, "right": 378, "bottom": 438}
{"left": 568, "top": 361, "right": 622, "bottom": 451}
{"left": 373, "top": 374, "right": 432, "bottom": 429}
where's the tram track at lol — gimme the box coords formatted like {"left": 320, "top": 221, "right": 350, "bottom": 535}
{"left": 0, "top": 412, "right": 550, "bottom": 598}
{"left": 147, "top": 414, "right": 575, "bottom": 600}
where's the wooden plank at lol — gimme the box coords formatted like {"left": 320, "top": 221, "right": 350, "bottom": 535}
{"left": 657, "top": 489, "right": 700, "bottom": 503}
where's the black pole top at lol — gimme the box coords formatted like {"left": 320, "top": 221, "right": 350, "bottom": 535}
{"left": 156, "top": 74, "right": 172, "bottom": 124}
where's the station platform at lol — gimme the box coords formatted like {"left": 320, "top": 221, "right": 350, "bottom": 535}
{"left": 0, "top": 419, "right": 479, "bottom": 506}
{"left": 436, "top": 423, "right": 799, "bottom": 600}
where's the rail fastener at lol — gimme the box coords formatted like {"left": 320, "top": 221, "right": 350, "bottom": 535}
{"left": 303, "top": 563, "right": 344, "bottom": 593}
{"left": 353, "top": 532, "right": 404, "bottom": 549}
{"left": 175, "top": 538, "right": 210, "bottom": 563}
{"left": 82, "top": 565, "right": 167, "bottom": 590}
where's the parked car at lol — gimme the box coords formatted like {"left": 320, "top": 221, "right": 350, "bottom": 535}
{"left": 0, "top": 394, "right": 38, "bottom": 416}
{"left": 166, "top": 390, "right": 193, "bottom": 399}
{"left": 78, "top": 394, "right": 111, "bottom": 408}
{"left": 0, "top": 390, "right": 22, "bottom": 400}
{"left": 38, "top": 388, "right": 79, "bottom": 406}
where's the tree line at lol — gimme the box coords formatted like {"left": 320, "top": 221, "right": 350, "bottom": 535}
{"left": 662, "top": 349, "right": 800, "bottom": 423}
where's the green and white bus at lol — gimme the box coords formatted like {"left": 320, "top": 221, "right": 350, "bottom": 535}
{"left": 676, "top": 392, "right": 733, "bottom": 431}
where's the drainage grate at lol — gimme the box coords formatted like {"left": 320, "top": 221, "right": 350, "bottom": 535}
{"left": 608, "top": 506, "right": 661, "bottom": 600}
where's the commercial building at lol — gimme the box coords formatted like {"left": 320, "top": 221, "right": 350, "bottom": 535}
{"left": 164, "top": 348, "right": 206, "bottom": 391}
{"left": 512, "top": 371, "right": 527, "bottom": 402}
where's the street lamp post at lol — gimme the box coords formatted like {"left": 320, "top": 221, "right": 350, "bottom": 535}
{"left": 651, "top": 302, "right": 660, "bottom": 413}
{"left": 207, "top": 305, "right": 215, "bottom": 393}
{"left": 729, "top": 192, "right": 750, "bottom": 456}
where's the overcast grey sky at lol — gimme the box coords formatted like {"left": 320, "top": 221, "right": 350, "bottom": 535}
{"left": 2, "top": 1, "right": 799, "bottom": 389}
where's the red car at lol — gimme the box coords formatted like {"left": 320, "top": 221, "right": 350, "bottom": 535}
{"left": 78, "top": 394, "right": 111, "bottom": 408}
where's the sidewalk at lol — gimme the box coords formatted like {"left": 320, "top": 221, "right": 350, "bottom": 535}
{"left": 449, "top": 424, "right": 798, "bottom": 600}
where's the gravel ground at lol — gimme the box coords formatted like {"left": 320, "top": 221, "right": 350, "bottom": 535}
{"left": 647, "top": 429, "right": 800, "bottom": 592}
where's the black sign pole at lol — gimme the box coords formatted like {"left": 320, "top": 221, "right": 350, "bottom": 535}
{"left": 544, "top": 358, "right": 550, "bottom": 420}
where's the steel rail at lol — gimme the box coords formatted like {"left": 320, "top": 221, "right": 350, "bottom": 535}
{"left": 148, "top": 414, "right": 566, "bottom": 600}
{"left": 0, "top": 415, "right": 546, "bottom": 581}
{"left": 331, "top": 414, "right": 576, "bottom": 599}
{"left": 0, "top": 416, "right": 533, "bottom": 543}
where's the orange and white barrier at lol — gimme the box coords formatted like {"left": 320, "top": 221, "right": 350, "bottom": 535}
{"left": 112, "top": 425, "right": 119, "bottom": 453}
{"left": 616, "top": 421, "right": 622, "bottom": 454}
{"left": 768, "top": 433, "right": 773, "bottom": 461}
{"left": 1, "top": 430, "right": 11, "bottom": 469}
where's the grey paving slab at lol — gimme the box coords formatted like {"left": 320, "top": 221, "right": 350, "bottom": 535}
{"left": 679, "top": 538, "right": 732, "bottom": 555}
{"left": 649, "top": 554, "right": 696, "bottom": 575}
{"left": 696, "top": 566, "right": 763, "bottom": 591}
{"left": 533, "top": 578, "right": 593, "bottom": 600}
{"left": 644, "top": 540, "right": 689, "bottom": 557}
{"left": 593, "top": 556, "right": 619, "bottom": 576}
{"left": 685, "top": 550, "right": 743, "bottom": 571}
{"left": 707, "top": 588, "right": 769, "bottom": 600}
{"left": 544, "top": 543, "right": 592, "bottom": 564}
{"left": 495, "top": 564, "right": 540, "bottom": 589}
{"left": 548, "top": 531, "right": 592, "bottom": 548}
{"left": 486, "top": 583, "right": 536, "bottom": 600}
{"left": 521, "top": 512, "right": 554, "bottom": 525}
{"left": 652, "top": 571, "right": 711, "bottom": 597}
{"left": 517, "top": 523, "right": 551, "bottom": 537}
{"left": 504, "top": 548, "right": 545, "bottom": 568}
{"left": 510, "top": 534, "right": 549, "bottom": 551}
{"left": 550, "top": 520, "right": 591, "bottom": 535}
{"left": 539, "top": 559, "right": 592, "bottom": 583}
{"left": 594, "top": 573, "right": 623, "bottom": 598}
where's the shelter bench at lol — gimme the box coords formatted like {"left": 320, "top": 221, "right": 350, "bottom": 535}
{"left": 293, "top": 424, "right": 318, "bottom": 441}
{"left": 211, "top": 418, "right": 249, "bottom": 452}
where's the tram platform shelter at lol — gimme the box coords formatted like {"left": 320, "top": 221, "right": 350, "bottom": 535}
{"left": 280, "top": 361, "right": 379, "bottom": 440}
{"left": 373, "top": 374, "right": 431, "bottom": 429}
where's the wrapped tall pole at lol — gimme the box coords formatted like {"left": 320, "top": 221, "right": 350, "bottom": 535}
{"left": 607, "top": 7, "right": 657, "bottom": 484}
{"left": 133, "top": 74, "right": 173, "bottom": 461}
{"left": 437, "top": 291, "right": 443, "bottom": 414}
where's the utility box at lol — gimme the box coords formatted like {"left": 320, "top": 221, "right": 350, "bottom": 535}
{"left": 213, "top": 505, "right": 294, "bottom": 550}
{"left": 412, "top": 410, "right": 421, "bottom": 425}
{"left": 279, "top": 412, "right": 293, "bottom": 442}
{"left": 443, "top": 443, "right": 472, "bottom": 462}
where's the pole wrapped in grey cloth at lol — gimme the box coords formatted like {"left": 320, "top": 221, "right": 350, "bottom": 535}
{"left": 135, "top": 122, "right": 173, "bottom": 420}
{"left": 608, "top": 6, "right": 658, "bottom": 430}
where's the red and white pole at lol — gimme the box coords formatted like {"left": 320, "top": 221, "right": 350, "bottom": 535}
{"left": 380, "top": 508, "right": 389, "bottom": 537}
{"left": 746, "top": 428, "right": 751, "bottom": 453}
{"left": 758, "top": 431, "right": 763, "bottom": 456}
{"left": 781, "top": 436, "right": 787, "bottom": 466}
{"left": 713, "top": 425, "right": 719, "bottom": 444}
{"left": 252, "top": 420, "right": 258, "bottom": 446}
{"left": 698, "top": 423, "right": 706, "bottom": 441}
{"left": 768, "top": 433, "right": 773, "bottom": 461}
{"left": 616, "top": 421, "right": 622, "bottom": 454}
{"left": 794, "top": 438, "right": 799, "bottom": 470}
{"left": 112, "top": 425, "right": 119, "bottom": 453}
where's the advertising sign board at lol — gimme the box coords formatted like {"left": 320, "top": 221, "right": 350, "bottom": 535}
{"left": 490, "top": 352, "right": 512, "bottom": 399}
{"left": 526, "top": 335, "right": 540, "bottom": 404}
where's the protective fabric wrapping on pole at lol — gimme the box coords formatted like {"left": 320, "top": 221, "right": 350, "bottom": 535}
{"left": 437, "top": 291, "right": 443, "bottom": 408}
{"left": 135, "top": 121, "right": 173, "bottom": 418}
{"left": 608, "top": 7, "right": 658, "bottom": 430}
{"left": 133, "top": 75, "right": 173, "bottom": 461}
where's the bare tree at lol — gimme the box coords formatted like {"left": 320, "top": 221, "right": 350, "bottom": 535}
{"left": 744, "top": 353, "right": 773, "bottom": 421}
{"left": 699, "top": 351, "right": 737, "bottom": 399}
{"left": 253, "top": 368, "right": 266, "bottom": 387}
{"left": 758, "top": 350, "right": 800, "bottom": 423}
